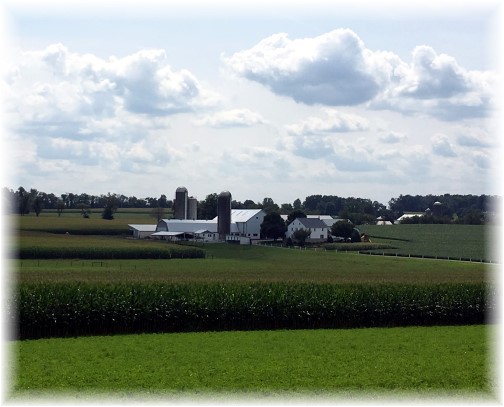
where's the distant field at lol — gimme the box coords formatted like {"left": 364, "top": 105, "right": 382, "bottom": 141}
{"left": 9, "top": 209, "right": 164, "bottom": 234}
{"left": 15, "top": 240, "right": 491, "bottom": 285}
{"left": 359, "top": 224, "right": 495, "bottom": 262}
{"left": 12, "top": 325, "right": 492, "bottom": 396}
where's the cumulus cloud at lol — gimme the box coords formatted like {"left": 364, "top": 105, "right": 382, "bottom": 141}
{"left": 431, "top": 134, "right": 457, "bottom": 157}
{"left": 285, "top": 109, "right": 368, "bottom": 136}
{"left": 379, "top": 132, "right": 407, "bottom": 144}
{"left": 225, "top": 29, "right": 385, "bottom": 106}
{"left": 456, "top": 130, "right": 494, "bottom": 148}
{"left": 225, "top": 29, "right": 495, "bottom": 121}
{"left": 194, "top": 109, "right": 266, "bottom": 128}
{"left": 5, "top": 44, "right": 220, "bottom": 131}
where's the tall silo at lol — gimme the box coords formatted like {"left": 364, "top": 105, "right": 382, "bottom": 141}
{"left": 187, "top": 197, "right": 198, "bottom": 220}
{"left": 433, "top": 201, "right": 442, "bottom": 218}
{"left": 174, "top": 187, "right": 188, "bottom": 220}
{"left": 218, "top": 191, "right": 232, "bottom": 240}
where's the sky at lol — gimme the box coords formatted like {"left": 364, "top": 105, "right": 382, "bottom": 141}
{"left": 1, "top": 0, "right": 502, "bottom": 207}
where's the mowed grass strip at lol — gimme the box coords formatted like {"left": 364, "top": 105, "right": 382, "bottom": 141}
{"left": 12, "top": 325, "right": 492, "bottom": 395}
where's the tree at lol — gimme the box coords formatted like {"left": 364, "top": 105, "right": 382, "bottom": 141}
{"left": 56, "top": 200, "right": 65, "bottom": 217}
{"left": 293, "top": 198, "right": 302, "bottom": 210}
{"left": 102, "top": 194, "right": 117, "bottom": 220}
{"left": 292, "top": 229, "right": 311, "bottom": 246}
{"left": 260, "top": 212, "right": 287, "bottom": 240}
{"left": 261, "top": 197, "right": 279, "bottom": 214}
{"left": 17, "top": 187, "right": 31, "bottom": 215}
{"left": 331, "top": 220, "right": 354, "bottom": 239}
{"left": 32, "top": 195, "right": 43, "bottom": 216}
{"left": 198, "top": 193, "right": 218, "bottom": 220}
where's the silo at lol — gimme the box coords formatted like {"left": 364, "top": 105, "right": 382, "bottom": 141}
{"left": 433, "top": 201, "right": 442, "bottom": 218}
{"left": 217, "top": 191, "right": 232, "bottom": 240}
{"left": 174, "top": 187, "right": 188, "bottom": 219}
{"left": 187, "top": 197, "right": 198, "bottom": 220}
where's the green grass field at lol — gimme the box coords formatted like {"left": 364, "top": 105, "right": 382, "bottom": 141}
{"left": 360, "top": 224, "right": 496, "bottom": 262}
{"left": 11, "top": 325, "right": 493, "bottom": 398}
{"left": 7, "top": 213, "right": 497, "bottom": 398}
{"left": 15, "top": 241, "right": 491, "bottom": 284}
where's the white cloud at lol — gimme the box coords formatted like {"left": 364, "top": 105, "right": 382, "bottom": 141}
{"left": 226, "top": 29, "right": 495, "bottom": 121}
{"left": 379, "top": 132, "right": 407, "bottom": 144}
{"left": 194, "top": 109, "right": 266, "bottom": 128}
{"left": 431, "top": 134, "right": 457, "bottom": 157}
{"left": 285, "top": 109, "right": 369, "bottom": 136}
{"left": 5, "top": 44, "right": 221, "bottom": 135}
{"left": 456, "top": 129, "right": 494, "bottom": 148}
{"left": 225, "top": 29, "right": 385, "bottom": 106}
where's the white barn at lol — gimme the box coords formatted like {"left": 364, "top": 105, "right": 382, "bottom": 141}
{"left": 151, "top": 209, "right": 266, "bottom": 243}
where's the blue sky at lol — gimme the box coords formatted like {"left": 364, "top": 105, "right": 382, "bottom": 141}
{"left": 1, "top": 0, "right": 501, "bottom": 206}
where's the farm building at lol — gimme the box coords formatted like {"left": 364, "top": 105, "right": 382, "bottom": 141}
{"left": 286, "top": 217, "right": 328, "bottom": 242}
{"left": 128, "top": 224, "right": 157, "bottom": 239}
{"left": 396, "top": 212, "right": 425, "bottom": 223}
{"left": 152, "top": 209, "right": 266, "bottom": 243}
{"left": 376, "top": 216, "right": 393, "bottom": 225}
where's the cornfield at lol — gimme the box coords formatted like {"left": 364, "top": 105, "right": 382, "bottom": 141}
{"left": 12, "top": 282, "right": 492, "bottom": 340}
{"left": 16, "top": 246, "right": 205, "bottom": 259}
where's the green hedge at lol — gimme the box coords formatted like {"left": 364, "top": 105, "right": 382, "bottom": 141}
{"left": 13, "top": 282, "right": 493, "bottom": 340}
{"left": 17, "top": 246, "right": 205, "bottom": 259}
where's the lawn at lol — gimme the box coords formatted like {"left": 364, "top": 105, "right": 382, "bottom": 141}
{"left": 10, "top": 325, "right": 494, "bottom": 400}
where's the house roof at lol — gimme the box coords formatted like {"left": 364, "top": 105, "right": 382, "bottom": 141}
{"left": 297, "top": 218, "right": 327, "bottom": 229}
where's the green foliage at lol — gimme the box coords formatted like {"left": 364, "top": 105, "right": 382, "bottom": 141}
{"left": 292, "top": 228, "right": 311, "bottom": 246}
{"left": 331, "top": 220, "right": 354, "bottom": 239}
{"left": 14, "top": 282, "right": 492, "bottom": 340}
{"left": 14, "top": 326, "right": 489, "bottom": 393}
{"left": 260, "top": 212, "right": 287, "bottom": 240}
{"left": 17, "top": 245, "right": 204, "bottom": 260}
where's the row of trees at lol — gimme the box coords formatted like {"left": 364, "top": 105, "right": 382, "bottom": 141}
{"left": 3, "top": 187, "right": 499, "bottom": 225}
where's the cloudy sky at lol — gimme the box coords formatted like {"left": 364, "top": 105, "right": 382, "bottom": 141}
{"left": 1, "top": 0, "right": 502, "bottom": 206}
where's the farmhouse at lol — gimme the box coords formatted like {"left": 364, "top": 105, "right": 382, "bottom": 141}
{"left": 286, "top": 217, "right": 328, "bottom": 242}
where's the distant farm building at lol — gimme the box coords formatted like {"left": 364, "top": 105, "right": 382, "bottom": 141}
{"left": 131, "top": 187, "right": 266, "bottom": 244}
{"left": 128, "top": 224, "right": 157, "bottom": 239}
{"left": 376, "top": 216, "right": 393, "bottom": 225}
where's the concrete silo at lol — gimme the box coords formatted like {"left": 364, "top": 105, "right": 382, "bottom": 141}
{"left": 187, "top": 197, "right": 198, "bottom": 220}
{"left": 173, "top": 187, "right": 188, "bottom": 220}
{"left": 433, "top": 201, "right": 442, "bottom": 218}
{"left": 217, "top": 191, "right": 232, "bottom": 240}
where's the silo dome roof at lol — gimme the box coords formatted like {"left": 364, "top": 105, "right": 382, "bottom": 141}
{"left": 219, "top": 191, "right": 232, "bottom": 197}
{"left": 433, "top": 201, "right": 442, "bottom": 205}
{"left": 176, "top": 187, "right": 188, "bottom": 192}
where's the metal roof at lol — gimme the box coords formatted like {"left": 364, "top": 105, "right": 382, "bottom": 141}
{"left": 152, "top": 231, "right": 185, "bottom": 236}
{"left": 128, "top": 224, "right": 157, "bottom": 232}
{"left": 212, "top": 209, "right": 264, "bottom": 223}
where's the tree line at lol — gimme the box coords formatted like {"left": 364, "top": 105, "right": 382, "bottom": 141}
{"left": 3, "top": 186, "right": 500, "bottom": 225}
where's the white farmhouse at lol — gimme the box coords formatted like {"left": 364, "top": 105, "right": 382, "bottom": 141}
{"left": 286, "top": 218, "right": 328, "bottom": 242}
